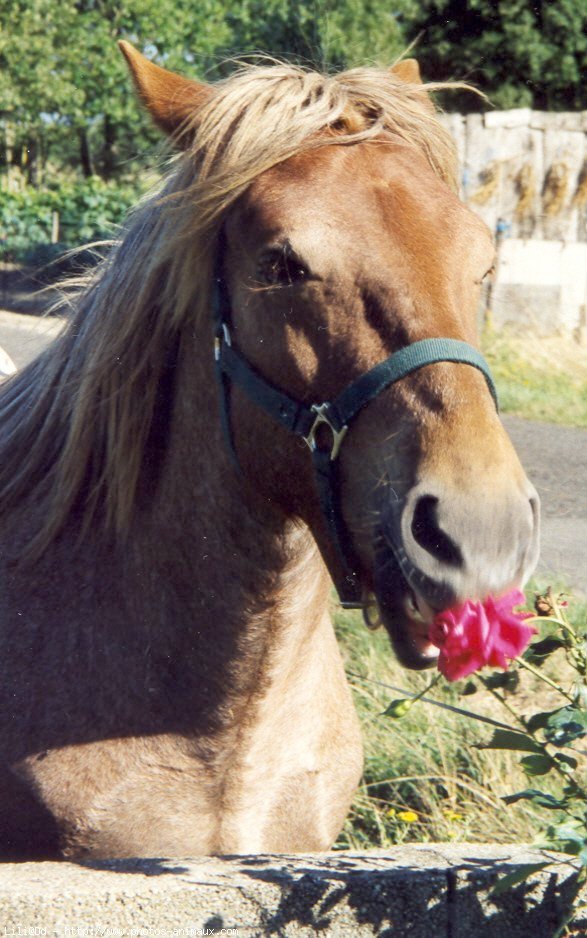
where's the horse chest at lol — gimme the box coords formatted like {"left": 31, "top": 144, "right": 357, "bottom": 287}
{"left": 1, "top": 598, "right": 362, "bottom": 858}
{"left": 14, "top": 702, "right": 361, "bottom": 858}
{"left": 213, "top": 614, "right": 364, "bottom": 853}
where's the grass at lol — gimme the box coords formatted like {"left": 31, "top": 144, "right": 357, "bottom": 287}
{"left": 481, "top": 328, "right": 587, "bottom": 427}
{"left": 334, "top": 577, "right": 586, "bottom": 850}
{"left": 331, "top": 331, "right": 587, "bottom": 850}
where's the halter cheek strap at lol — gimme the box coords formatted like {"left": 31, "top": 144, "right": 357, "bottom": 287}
{"left": 213, "top": 264, "right": 498, "bottom": 608}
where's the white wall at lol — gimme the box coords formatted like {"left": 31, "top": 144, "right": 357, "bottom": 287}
{"left": 441, "top": 109, "right": 587, "bottom": 335}
{"left": 490, "top": 239, "right": 587, "bottom": 335}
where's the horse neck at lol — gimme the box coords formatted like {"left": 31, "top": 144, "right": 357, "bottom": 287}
{"left": 131, "top": 329, "right": 331, "bottom": 682}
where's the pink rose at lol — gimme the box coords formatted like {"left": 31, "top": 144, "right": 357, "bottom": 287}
{"left": 428, "top": 589, "right": 536, "bottom": 682}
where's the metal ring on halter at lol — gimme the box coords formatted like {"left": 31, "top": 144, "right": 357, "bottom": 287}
{"left": 214, "top": 323, "right": 232, "bottom": 361}
{"left": 302, "top": 403, "right": 348, "bottom": 461}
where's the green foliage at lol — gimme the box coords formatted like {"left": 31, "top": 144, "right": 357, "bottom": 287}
{"left": 0, "top": 0, "right": 410, "bottom": 182}
{"left": 333, "top": 590, "right": 581, "bottom": 851}
{"left": 0, "top": 177, "right": 144, "bottom": 261}
{"left": 383, "top": 697, "right": 414, "bottom": 718}
{"left": 477, "top": 727, "right": 543, "bottom": 754}
{"left": 0, "top": 0, "right": 188, "bottom": 178}
{"left": 1, "top": 0, "right": 582, "bottom": 181}
{"left": 404, "top": 0, "right": 587, "bottom": 111}
{"left": 223, "top": 0, "right": 410, "bottom": 70}
{"left": 491, "top": 862, "right": 551, "bottom": 895}
{"left": 543, "top": 707, "right": 587, "bottom": 748}
{"left": 335, "top": 584, "right": 587, "bottom": 929}
{"left": 481, "top": 329, "right": 587, "bottom": 428}
{"left": 375, "top": 587, "right": 587, "bottom": 933}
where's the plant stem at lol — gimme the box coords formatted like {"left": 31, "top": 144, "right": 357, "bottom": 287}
{"left": 478, "top": 678, "right": 529, "bottom": 732}
{"left": 479, "top": 678, "right": 587, "bottom": 800}
{"left": 413, "top": 673, "right": 442, "bottom": 703}
{"left": 526, "top": 614, "right": 577, "bottom": 642}
{"left": 516, "top": 656, "right": 576, "bottom": 702}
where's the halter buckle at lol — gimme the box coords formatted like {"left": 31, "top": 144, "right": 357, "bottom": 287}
{"left": 214, "top": 323, "right": 232, "bottom": 360}
{"left": 303, "top": 403, "right": 348, "bottom": 461}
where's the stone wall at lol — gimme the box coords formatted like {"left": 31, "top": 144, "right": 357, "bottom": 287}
{"left": 440, "top": 109, "right": 587, "bottom": 337}
{"left": 442, "top": 109, "right": 587, "bottom": 243}
{"left": 487, "top": 238, "right": 587, "bottom": 337}
{"left": 0, "top": 846, "right": 584, "bottom": 937}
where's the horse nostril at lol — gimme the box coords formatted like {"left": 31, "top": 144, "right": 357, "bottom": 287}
{"left": 411, "top": 495, "right": 463, "bottom": 567}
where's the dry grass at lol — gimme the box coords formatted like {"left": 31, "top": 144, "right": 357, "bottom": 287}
{"left": 542, "top": 162, "right": 570, "bottom": 217}
{"left": 334, "top": 579, "right": 586, "bottom": 849}
{"left": 481, "top": 329, "right": 587, "bottom": 427}
{"left": 515, "top": 163, "right": 537, "bottom": 221}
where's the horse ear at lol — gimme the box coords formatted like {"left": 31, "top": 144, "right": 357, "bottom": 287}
{"left": 118, "top": 41, "right": 212, "bottom": 143}
{"left": 390, "top": 58, "right": 435, "bottom": 112}
{"left": 390, "top": 59, "right": 423, "bottom": 85}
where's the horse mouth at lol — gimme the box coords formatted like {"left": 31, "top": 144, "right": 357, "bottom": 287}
{"left": 366, "top": 543, "right": 441, "bottom": 670}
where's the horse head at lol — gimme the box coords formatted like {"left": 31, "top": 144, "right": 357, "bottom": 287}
{"left": 121, "top": 44, "right": 540, "bottom": 671}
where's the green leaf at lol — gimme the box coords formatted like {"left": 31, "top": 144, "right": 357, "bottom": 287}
{"left": 544, "top": 707, "right": 587, "bottom": 747}
{"left": 520, "top": 754, "right": 554, "bottom": 776}
{"left": 553, "top": 752, "right": 578, "bottom": 772}
{"left": 478, "top": 729, "right": 543, "bottom": 754}
{"left": 383, "top": 698, "right": 413, "bottom": 718}
{"left": 503, "top": 789, "right": 566, "bottom": 809}
{"left": 550, "top": 825, "right": 587, "bottom": 856}
{"left": 459, "top": 680, "right": 478, "bottom": 696}
{"left": 523, "top": 635, "right": 566, "bottom": 665}
{"left": 491, "top": 863, "right": 551, "bottom": 896}
{"left": 483, "top": 671, "right": 520, "bottom": 690}
{"left": 526, "top": 708, "right": 564, "bottom": 734}
{"left": 405, "top": 0, "right": 587, "bottom": 111}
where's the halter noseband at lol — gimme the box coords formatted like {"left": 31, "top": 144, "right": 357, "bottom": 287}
{"left": 213, "top": 256, "right": 498, "bottom": 608}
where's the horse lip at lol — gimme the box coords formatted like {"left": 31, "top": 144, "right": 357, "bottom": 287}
{"left": 371, "top": 539, "right": 440, "bottom": 670}
{"left": 382, "top": 598, "right": 439, "bottom": 670}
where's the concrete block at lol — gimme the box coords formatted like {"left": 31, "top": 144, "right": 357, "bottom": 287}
{"left": 0, "top": 845, "right": 584, "bottom": 938}
{"left": 442, "top": 107, "right": 587, "bottom": 247}
{"left": 491, "top": 284, "right": 562, "bottom": 334}
{"left": 484, "top": 109, "right": 532, "bottom": 129}
{"left": 541, "top": 129, "right": 586, "bottom": 242}
{"left": 533, "top": 113, "right": 586, "bottom": 133}
{"left": 492, "top": 239, "right": 587, "bottom": 333}
{"left": 448, "top": 849, "right": 576, "bottom": 938}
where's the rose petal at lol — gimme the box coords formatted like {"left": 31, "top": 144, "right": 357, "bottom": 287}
{"left": 429, "top": 588, "right": 536, "bottom": 682}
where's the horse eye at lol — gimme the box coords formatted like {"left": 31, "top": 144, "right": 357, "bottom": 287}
{"left": 257, "top": 248, "right": 309, "bottom": 286}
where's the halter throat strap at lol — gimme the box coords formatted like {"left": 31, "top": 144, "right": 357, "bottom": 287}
{"left": 213, "top": 262, "right": 498, "bottom": 607}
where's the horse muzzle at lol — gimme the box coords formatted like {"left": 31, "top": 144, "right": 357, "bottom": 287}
{"left": 368, "top": 477, "right": 541, "bottom": 670}
{"left": 368, "top": 544, "right": 444, "bottom": 669}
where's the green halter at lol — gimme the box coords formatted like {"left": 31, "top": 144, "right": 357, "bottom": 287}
{"left": 213, "top": 259, "right": 498, "bottom": 607}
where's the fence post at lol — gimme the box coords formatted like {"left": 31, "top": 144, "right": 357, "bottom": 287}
{"left": 51, "top": 211, "right": 60, "bottom": 244}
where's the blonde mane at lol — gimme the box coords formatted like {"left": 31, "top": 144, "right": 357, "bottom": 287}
{"left": 0, "top": 61, "right": 460, "bottom": 558}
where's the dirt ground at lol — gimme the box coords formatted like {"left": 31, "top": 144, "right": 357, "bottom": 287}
{"left": 502, "top": 415, "right": 586, "bottom": 595}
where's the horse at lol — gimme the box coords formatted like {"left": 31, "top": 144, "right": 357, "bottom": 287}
{"left": 0, "top": 44, "right": 540, "bottom": 860}
{"left": 0, "top": 347, "right": 15, "bottom": 377}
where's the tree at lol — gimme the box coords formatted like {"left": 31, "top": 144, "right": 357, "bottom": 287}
{"left": 0, "top": 0, "right": 412, "bottom": 181}
{"left": 221, "top": 0, "right": 411, "bottom": 71}
{"left": 0, "top": 0, "right": 76, "bottom": 182}
{"left": 404, "top": 0, "right": 587, "bottom": 111}
{"left": 0, "top": 0, "right": 233, "bottom": 181}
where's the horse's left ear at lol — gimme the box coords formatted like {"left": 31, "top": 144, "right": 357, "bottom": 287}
{"left": 390, "top": 58, "right": 435, "bottom": 111}
{"left": 390, "top": 59, "right": 423, "bottom": 85}
{"left": 119, "top": 41, "right": 212, "bottom": 144}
